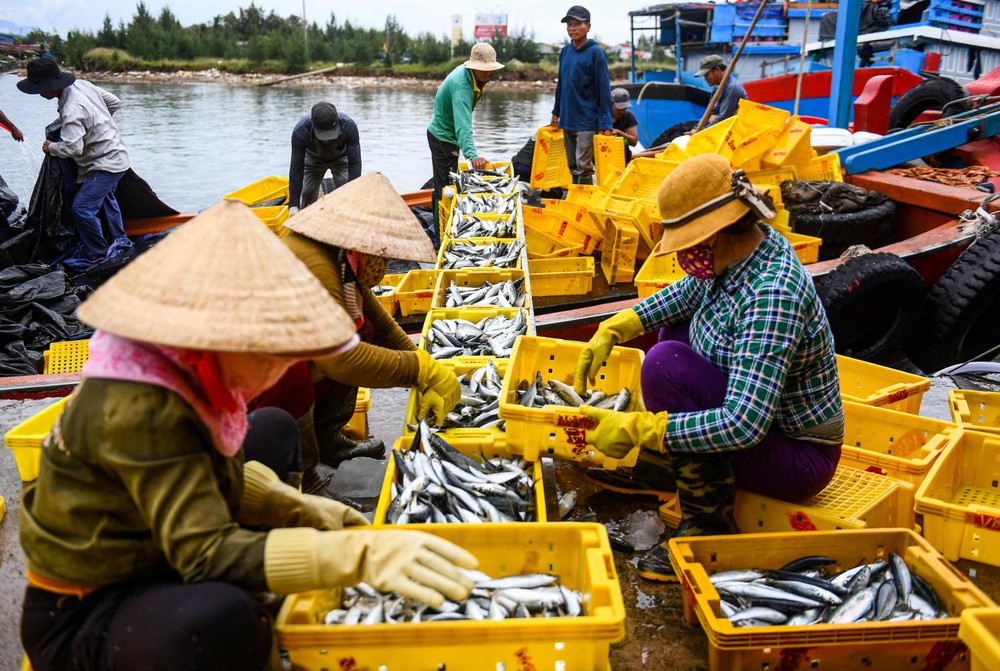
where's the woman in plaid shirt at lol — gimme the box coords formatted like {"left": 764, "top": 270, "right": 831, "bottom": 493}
{"left": 574, "top": 154, "right": 844, "bottom": 581}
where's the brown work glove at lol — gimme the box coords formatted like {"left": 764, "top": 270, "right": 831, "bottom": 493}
{"left": 239, "top": 461, "right": 369, "bottom": 531}
{"left": 264, "top": 527, "right": 478, "bottom": 606}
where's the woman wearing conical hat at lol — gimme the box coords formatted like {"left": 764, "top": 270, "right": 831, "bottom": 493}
{"left": 280, "top": 173, "right": 462, "bottom": 494}
{"left": 19, "top": 201, "right": 476, "bottom": 670}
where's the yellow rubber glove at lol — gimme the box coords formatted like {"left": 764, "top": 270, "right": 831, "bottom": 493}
{"left": 579, "top": 406, "right": 668, "bottom": 460}
{"left": 574, "top": 309, "right": 645, "bottom": 395}
{"left": 415, "top": 349, "right": 461, "bottom": 423}
{"left": 239, "top": 461, "right": 369, "bottom": 530}
{"left": 264, "top": 527, "right": 478, "bottom": 607}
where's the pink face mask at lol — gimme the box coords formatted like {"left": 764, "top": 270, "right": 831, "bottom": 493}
{"left": 677, "top": 243, "right": 716, "bottom": 279}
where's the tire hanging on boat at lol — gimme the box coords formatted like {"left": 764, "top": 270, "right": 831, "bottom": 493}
{"left": 887, "top": 77, "right": 971, "bottom": 131}
{"left": 816, "top": 252, "right": 926, "bottom": 363}
{"left": 792, "top": 198, "right": 896, "bottom": 260}
{"left": 908, "top": 228, "right": 1000, "bottom": 373}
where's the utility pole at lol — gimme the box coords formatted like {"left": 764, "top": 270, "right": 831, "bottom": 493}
{"left": 302, "top": 0, "right": 309, "bottom": 62}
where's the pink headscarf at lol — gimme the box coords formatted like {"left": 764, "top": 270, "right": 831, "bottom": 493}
{"left": 81, "top": 330, "right": 250, "bottom": 457}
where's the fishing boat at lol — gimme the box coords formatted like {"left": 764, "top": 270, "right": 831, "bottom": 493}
{"left": 623, "top": 0, "right": 1000, "bottom": 147}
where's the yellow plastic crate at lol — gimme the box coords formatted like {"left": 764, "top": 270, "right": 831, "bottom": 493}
{"left": 498, "top": 336, "right": 644, "bottom": 470}
{"left": 660, "top": 464, "right": 915, "bottom": 531}
{"left": 762, "top": 117, "right": 813, "bottom": 169}
{"left": 432, "top": 269, "right": 527, "bottom": 310}
{"left": 736, "top": 98, "right": 792, "bottom": 131}
{"left": 43, "top": 339, "right": 90, "bottom": 374}
{"left": 960, "top": 608, "right": 1000, "bottom": 671}
{"left": 395, "top": 269, "right": 438, "bottom": 316}
{"left": 746, "top": 166, "right": 798, "bottom": 186}
{"left": 780, "top": 230, "right": 822, "bottom": 264}
{"left": 374, "top": 434, "right": 544, "bottom": 524}
{"left": 372, "top": 273, "right": 405, "bottom": 317}
{"left": 634, "top": 252, "right": 687, "bottom": 298}
{"left": 600, "top": 214, "right": 640, "bottom": 286}
{"left": 418, "top": 307, "right": 527, "bottom": 365}
{"left": 4, "top": 396, "right": 70, "bottom": 481}
{"left": 729, "top": 127, "right": 779, "bottom": 171}
{"left": 564, "top": 183, "right": 606, "bottom": 207}
{"left": 838, "top": 354, "right": 931, "bottom": 413}
{"left": 608, "top": 157, "right": 679, "bottom": 204}
{"left": 668, "top": 528, "right": 995, "bottom": 671}
{"left": 839, "top": 401, "right": 958, "bottom": 487}
{"left": 527, "top": 257, "right": 594, "bottom": 297}
{"left": 402, "top": 360, "right": 510, "bottom": 437}
{"left": 249, "top": 205, "right": 290, "bottom": 237}
{"left": 525, "top": 225, "right": 583, "bottom": 260}
{"left": 950, "top": 389, "right": 1000, "bottom": 435}
{"left": 223, "top": 176, "right": 290, "bottom": 206}
{"left": 276, "top": 523, "right": 625, "bottom": 670}
{"left": 800, "top": 152, "right": 844, "bottom": 182}
{"left": 916, "top": 428, "right": 1000, "bottom": 566}
{"left": 538, "top": 198, "right": 602, "bottom": 254}
{"left": 442, "top": 211, "right": 514, "bottom": 243}
{"left": 529, "top": 126, "right": 572, "bottom": 190}
{"left": 587, "top": 191, "right": 657, "bottom": 251}
{"left": 342, "top": 388, "right": 370, "bottom": 441}
{"left": 656, "top": 141, "right": 690, "bottom": 162}
{"left": 436, "top": 238, "right": 523, "bottom": 272}
{"left": 524, "top": 204, "right": 598, "bottom": 255}
{"left": 457, "top": 160, "right": 514, "bottom": 177}
{"left": 594, "top": 134, "right": 626, "bottom": 189}
{"left": 686, "top": 117, "right": 738, "bottom": 158}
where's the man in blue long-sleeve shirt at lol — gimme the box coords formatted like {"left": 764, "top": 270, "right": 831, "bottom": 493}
{"left": 550, "top": 5, "right": 613, "bottom": 185}
{"left": 289, "top": 102, "right": 362, "bottom": 213}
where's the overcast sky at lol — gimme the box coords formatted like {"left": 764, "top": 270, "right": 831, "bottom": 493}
{"left": 7, "top": 1, "right": 642, "bottom": 46}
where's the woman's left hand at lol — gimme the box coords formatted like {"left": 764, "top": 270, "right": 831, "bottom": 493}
{"left": 578, "top": 406, "right": 669, "bottom": 459}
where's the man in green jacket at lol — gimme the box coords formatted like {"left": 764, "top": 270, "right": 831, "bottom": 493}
{"left": 426, "top": 42, "right": 504, "bottom": 245}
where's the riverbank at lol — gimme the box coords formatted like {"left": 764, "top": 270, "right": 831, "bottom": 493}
{"left": 1, "top": 61, "right": 640, "bottom": 90}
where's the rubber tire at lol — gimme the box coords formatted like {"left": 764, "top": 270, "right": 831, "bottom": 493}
{"left": 650, "top": 120, "right": 698, "bottom": 149}
{"left": 909, "top": 229, "right": 1000, "bottom": 372}
{"left": 816, "top": 252, "right": 926, "bottom": 363}
{"left": 791, "top": 198, "right": 896, "bottom": 248}
{"left": 888, "top": 77, "right": 971, "bottom": 131}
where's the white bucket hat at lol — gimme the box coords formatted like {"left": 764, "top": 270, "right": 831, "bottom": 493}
{"left": 464, "top": 43, "right": 505, "bottom": 72}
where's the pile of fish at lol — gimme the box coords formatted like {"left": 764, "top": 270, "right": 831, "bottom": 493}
{"left": 450, "top": 212, "right": 518, "bottom": 239}
{"left": 424, "top": 360, "right": 504, "bottom": 430}
{"left": 443, "top": 278, "right": 526, "bottom": 309}
{"left": 710, "top": 553, "right": 949, "bottom": 627}
{"left": 516, "top": 374, "right": 633, "bottom": 411}
{"left": 453, "top": 193, "right": 519, "bottom": 216}
{"left": 441, "top": 240, "right": 524, "bottom": 270}
{"left": 324, "top": 571, "right": 584, "bottom": 625}
{"left": 385, "top": 421, "right": 535, "bottom": 524}
{"left": 451, "top": 169, "right": 518, "bottom": 195}
{"left": 425, "top": 310, "right": 527, "bottom": 359}
{"left": 370, "top": 284, "right": 396, "bottom": 297}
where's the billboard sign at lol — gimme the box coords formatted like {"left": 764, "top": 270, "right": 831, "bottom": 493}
{"left": 452, "top": 15, "right": 463, "bottom": 46}
{"left": 474, "top": 12, "right": 508, "bottom": 39}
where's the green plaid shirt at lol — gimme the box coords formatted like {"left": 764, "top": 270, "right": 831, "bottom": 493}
{"left": 634, "top": 227, "right": 843, "bottom": 454}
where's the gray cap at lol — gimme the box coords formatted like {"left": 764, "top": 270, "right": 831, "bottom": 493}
{"left": 612, "top": 88, "right": 631, "bottom": 109}
{"left": 311, "top": 102, "right": 341, "bottom": 141}
{"left": 695, "top": 54, "right": 726, "bottom": 77}
{"left": 561, "top": 5, "right": 591, "bottom": 22}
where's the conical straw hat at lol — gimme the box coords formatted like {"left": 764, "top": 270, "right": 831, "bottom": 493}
{"left": 77, "top": 200, "right": 356, "bottom": 355}
{"left": 284, "top": 172, "right": 436, "bottom": 262}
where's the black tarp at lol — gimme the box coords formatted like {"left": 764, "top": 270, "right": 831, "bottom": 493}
{"left": 0, "top": 121, "right": 178, "bottom": 375}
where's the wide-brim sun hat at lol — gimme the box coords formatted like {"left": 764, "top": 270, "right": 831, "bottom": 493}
{"left": 464, "top": 42, "right": 505, "bottom": 72}
{"left": 77, "top": 200, "right": 356, "bottom": 356}
{"left": 652, "top": 153, "right": 774, "bottom": 257}
{"left": 16, "top": 57, "right": 76, "bottom": 95}
{"left": 284, "top": 172, "right": 437, "bottom": 262}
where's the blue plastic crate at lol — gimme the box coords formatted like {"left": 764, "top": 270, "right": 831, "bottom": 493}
{"left": 927, "top": 7, "right": 983, "bottom": 29}
{"left": 930, "top": 0, "right": 985, "bottom": 19}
